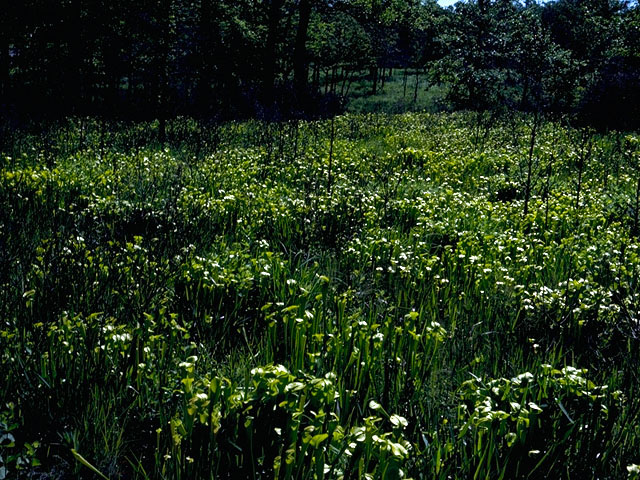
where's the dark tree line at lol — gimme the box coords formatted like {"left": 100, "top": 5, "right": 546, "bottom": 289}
{"left": 1, "top": 0, "right": 639, "bottom": 128}
{"left": 434, "top": 0, "right": 640, "bottom": 130}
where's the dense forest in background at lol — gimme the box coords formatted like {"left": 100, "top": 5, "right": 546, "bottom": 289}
{"left": 1, "top": 0, "right": 640, "bottom": 129}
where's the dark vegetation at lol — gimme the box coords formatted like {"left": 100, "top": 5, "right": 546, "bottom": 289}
{"left": 2, "top": 1, "right": 640, "bottom": 479}
{"left": 1, "top": 0, "right": 640, "bottom": 127}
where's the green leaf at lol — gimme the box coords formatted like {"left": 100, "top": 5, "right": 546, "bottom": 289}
{"left": 309, "top": 433, "right": 329, "bottom": 448}
{"left": 71, "top": 449, "right": 110, "bottom": 480}
{"left": 0, "top": 434, "right": 15, "bottom": 448}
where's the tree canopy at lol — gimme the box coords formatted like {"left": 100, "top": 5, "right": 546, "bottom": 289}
{"left": 1, "top": 0, "right": 639, "bottom": 128}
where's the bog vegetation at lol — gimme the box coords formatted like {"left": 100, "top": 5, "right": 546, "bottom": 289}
{"left": 3, "top": 0, "right": 640, "bottom": 478}
{"left": 1, "top": 114, "right": 640, "bottom": 479}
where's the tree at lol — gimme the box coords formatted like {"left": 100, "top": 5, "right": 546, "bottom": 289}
{"left": 293, "top": 0, "right": 313, "bottom": 98}
{"left": 308, "top": 10, "right": 372, "bottom": 99}
{"left": 434, "top": 0, "right": 517, "bottom": 113}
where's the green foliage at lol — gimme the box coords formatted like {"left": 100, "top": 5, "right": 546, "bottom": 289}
{"left": 1, "top": 114, "right": 640, "bottom": 478}
{"left": 0, "top": 404, "right": 41, "bottom": 479}
{"left": 458, "top": 365, "right": 622, "bottom": 478}
{"left": 167, "top": 363, "right": 411, "bottom": 479}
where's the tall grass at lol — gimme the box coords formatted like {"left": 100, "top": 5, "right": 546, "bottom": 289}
{"left": 1, "top": 114, "right": 639, "bottom": 479}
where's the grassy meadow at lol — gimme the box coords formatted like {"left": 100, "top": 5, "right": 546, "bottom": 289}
{"left": 345, "top": 69, "right": 447, "bottom": 114}
{"left": 1, "top": 113, "right": 640, "bottom": 479}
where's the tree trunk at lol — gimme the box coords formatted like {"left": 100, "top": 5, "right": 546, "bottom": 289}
{"left": 0, "top": 30, "right": 8, "bottom": 105}
{"left": 313, "top": 64, "right": 320, "bottom": 90}
{"left": 293, "top": 0, "right": 312, "bottom": 98}
{"left": 371, "top": 66, "right": 378, "bottom": 95}
{"left": 403, "top": 68, "right": 408, "bottom": 98}
{"left": 128, "top": 69, "right": 135, "bottom": 104}
{"left": 343, "top": 70, "right": 356, "bottom": 98}
{"left": 199, "top": 0, "right": 215, "bottom": 109}
{"left": 263, "top": 0, "right": 285, "bottom": 108}
{"left": 331, "top": 66, "right": 338, "bottom": 93}
{"left": 324, "top": 68, "right": 330, "bottom": 94}
{"left": 157, "top": 0, "right": 171, "bottom": 144}
{"left": 76, "top": 0, "right": 88, "bottom": 115}
{"left": 520, "top": 76, "right": 530, "bottom": 111}
{"left": 340, "top": 68, "right": 351, "bottom": 97}
{"left": 0, "top": 2, "right": 11, "bottom": 108}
